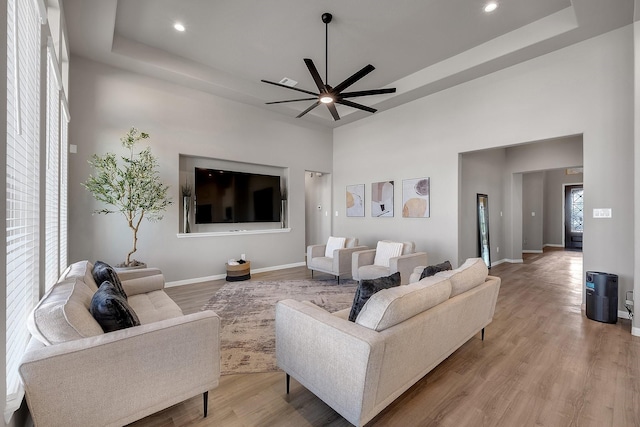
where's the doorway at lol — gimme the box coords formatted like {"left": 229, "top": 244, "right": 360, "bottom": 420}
{"left": 304, "top": 171, "right": 332, "bottom": 253}
{"left": 564, "top": 184, "right": 583, "bottom": 251}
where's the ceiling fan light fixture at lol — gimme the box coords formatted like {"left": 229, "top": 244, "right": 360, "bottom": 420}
{"left": 320, "top": 95, "right": 334, "bottom": 104}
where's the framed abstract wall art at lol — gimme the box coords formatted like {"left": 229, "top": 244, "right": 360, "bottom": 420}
{"left": 346, "top": 184, "right": 365, "bottom": 217}
{"left": 371, "top": 181, "right": 394, "bottom": 217}
{"left": 402, "top": 177, "right": 430, "bottom": 218}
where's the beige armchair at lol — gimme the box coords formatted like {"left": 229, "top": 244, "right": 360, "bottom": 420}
{"left": 352, "top": 240, "right": 428, "bottom": 285}
{"left": 307, "top": 237, "right": 368, "bottom": 283}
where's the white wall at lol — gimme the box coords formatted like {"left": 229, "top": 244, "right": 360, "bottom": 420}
{"left": 333, "top": 27, "right": 634, "bottom": 311}
{"left": 522, "top": 172, "right": 544, "bottom": 252}
{"left": 68, "top": 57, "right": 333, "bottom": 282}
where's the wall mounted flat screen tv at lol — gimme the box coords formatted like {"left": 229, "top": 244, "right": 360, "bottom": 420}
{"left": 194, "top": 167, "right": 282, "bottom": 224}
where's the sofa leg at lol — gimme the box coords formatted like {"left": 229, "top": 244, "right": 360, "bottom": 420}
{"left": 286, "top": 373, "right": 290, "bottom": 394}
{"left": 481, "top": 328, "right": 485, "bottom": 341}
{"left": 203, "top": 391, "right": 209, "bottom": 417}
{"left": 311, "top": 270, "right": 314, "bottom": 278}
{"left": 337, "top": 276, "right": 340, "bottom": 284}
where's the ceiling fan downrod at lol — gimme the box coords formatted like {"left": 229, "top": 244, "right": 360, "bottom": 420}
{"left": 322, "top": 13, "right": 332, "bottom": 86}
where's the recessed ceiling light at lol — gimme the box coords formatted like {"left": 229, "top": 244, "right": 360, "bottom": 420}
{"left": 173, "top": 22, "right": 186, "bottom": 32}
{"left": 484, "top": 2, "right": 498, "bottom": 13}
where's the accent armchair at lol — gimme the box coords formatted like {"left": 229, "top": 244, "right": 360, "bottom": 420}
{"left": 352, "top": 240, "right": 428, "bottom": 285}
{"left": 307, "top": 237, "right": 368, "bottom": 283}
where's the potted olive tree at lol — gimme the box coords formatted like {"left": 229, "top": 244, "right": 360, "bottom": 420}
{"left": 83, "top": 127, "right": 172, "bottom": 267}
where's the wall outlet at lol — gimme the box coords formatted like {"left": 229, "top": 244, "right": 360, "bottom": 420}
{"left": 496, "top": 246, "right": 499, "bottom": 253}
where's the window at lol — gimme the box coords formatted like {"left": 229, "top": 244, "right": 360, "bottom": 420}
{"left": 570, "top": 187, "right": 584, "bottom": 233}
{"left": 6, "top": 0, "right": 42, "bottom": 420}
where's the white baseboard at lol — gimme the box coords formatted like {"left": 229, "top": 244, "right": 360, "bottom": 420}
{"left": 165, "top": 261, "right": 307, "bottom": 287}
{"left": 619, "top": 311, "right": 640, "bottom": 336}
{"left": 491, "top": 258, "right": 523, "bottom": 266}
{"left": 543, "top": 244, "right": 564, "bottom": 248}
{"left": 166, "top": 274, "right": 226, "bottom": 287}
{"left": 522, "top": 250, "right": 543, "bottom": 254}
{"left": 500, "top": 258, "right": 524, "bottom": 264}
{"left": 618, "top": 309, "right": 631, "bottom": 320}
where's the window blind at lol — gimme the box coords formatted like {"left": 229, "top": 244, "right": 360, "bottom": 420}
{"left": 59, "top": 100, "right": 69, "bottom": 271}
{"left": 45, "top": 42, "right": 60, "bottom": 290}
{"left": 5, "top": 0, "right": 41, "bottom": 420}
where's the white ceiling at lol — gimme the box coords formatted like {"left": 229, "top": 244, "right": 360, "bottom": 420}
{"left": 62, "top": 0, "right": 636, "bottom": 128}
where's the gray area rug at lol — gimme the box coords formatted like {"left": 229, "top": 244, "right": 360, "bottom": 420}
{"left": 201, "top": 278, "right": 358, "bottom": 375}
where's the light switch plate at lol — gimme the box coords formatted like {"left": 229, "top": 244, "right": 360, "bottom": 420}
{"left": 593, "top": 208, "right": 612, "bottom": 218}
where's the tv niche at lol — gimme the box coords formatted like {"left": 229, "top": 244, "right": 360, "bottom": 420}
{"left": 194, "top": 167, "right": 282, "bottom": 224}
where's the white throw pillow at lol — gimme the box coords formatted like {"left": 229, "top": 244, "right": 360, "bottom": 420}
{"left": 373, "top": 241, "right": 404, "bottom": 267}
{"left": 325, "top": 236, "right": 346, "bottom": 258}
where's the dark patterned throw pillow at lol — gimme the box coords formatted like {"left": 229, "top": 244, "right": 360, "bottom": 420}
{"left": 419, "top": 261, "right": 452, "bottom": 280}
{"left": 92, "top": 260, "right": 127, "bottom": 299}
{"left": 90, "top": 281, "right": 140, "bottom": 333}
{"left": 348, "top": 272, "right": 401, "bottom": 322}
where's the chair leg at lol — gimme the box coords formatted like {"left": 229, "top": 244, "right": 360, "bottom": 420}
{"left": 203, "top": 391, "right": 208, "bottom": 417}
{"left": 481, "top": 328, "right": 485, "bottom": 341}
{"left": 337, "top": 275, "right": 340, "bottom": 284}
{"left": 311, "top": 270, "right": 314, "bottom": 278}
{"left": 286, "top": 373, "right": 290, "bottom": 394}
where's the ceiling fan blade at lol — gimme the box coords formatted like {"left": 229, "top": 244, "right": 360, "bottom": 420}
{"left": 304, "top": 58, "right": 327, "bottom": 92}
{"left": 326, "top": 103, "right": 340, "bottom": 121}
{"left": 333, "top": 64, "right": 375, "bottom": 93}
{"left": 340, "top": 88, "right": 396, "bottom": 98}
{"left": 336, "top": 99, "right": 377, "bottom": 114}
{"left": 261, "top": 79, "right": 319, "bottom": 97}
{"left": 296, "top": 101, "right": 321, "bottom": 118}
{"left": 266, "top": 97, "right": 318, "bottom": 105}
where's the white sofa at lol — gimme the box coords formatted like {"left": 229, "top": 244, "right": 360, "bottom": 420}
{"left": 276, "top": 258, "right": 500, "bottom": 426}
{"left": 19, "top": 260, "right": 220, "bottom": 427}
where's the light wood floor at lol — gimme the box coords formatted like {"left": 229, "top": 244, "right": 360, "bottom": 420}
{"left": 130, "top": 250, "right": 640, "bottom": 427}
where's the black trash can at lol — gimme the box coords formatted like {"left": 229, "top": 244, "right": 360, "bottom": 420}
{"left": 585, "top": 271, "right": 618, "bottom": 324}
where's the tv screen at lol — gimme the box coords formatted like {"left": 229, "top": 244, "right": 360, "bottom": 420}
{"left": 194, "top": 167, "right": 282, "bottom": 224}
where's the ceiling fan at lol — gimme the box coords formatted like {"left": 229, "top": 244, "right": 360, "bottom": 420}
{"left": 261, "top": 13, "right": 396, "bottom": 121}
